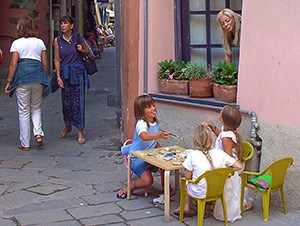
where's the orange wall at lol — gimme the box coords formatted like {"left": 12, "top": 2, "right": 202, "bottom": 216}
{"left": 121, "top": 0, "right": 140, "bottom": 139}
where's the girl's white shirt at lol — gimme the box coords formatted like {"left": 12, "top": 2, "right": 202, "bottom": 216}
{"left": 136, "top": 119, "right": 157, "bottom": 136}
{"left": 10, "top": 37, "right": 46, "bottom": 62}
{"left": 182, "top": 148, "right": 236, "bottom": 199}
{"left": 215, "top": 126, "right": 238, "bottom": 159}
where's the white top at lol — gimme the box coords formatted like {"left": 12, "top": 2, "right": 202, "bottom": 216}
{"left": 215, "top": 128, "right": 238, "bottom": 159}
{"left": 182, "top": 148, "right": 236, "bottom": 199}
{"left": 10, "top": 37, "right": 46, "bottom": 62}
{"left": 136, "top": 119, "right": 157, "bottom": 136}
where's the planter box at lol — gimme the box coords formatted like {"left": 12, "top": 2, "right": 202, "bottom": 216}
{"left": 212, "top": 83, "right": 237, "bottom": 103}
{"left": 189, "top": 78, "right": 213, "bottom": 98}
{"left": 158, "top": 79, "right": 189, "bottom": 95}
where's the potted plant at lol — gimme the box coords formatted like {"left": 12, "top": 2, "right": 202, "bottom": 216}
{"left": 211, "top": 61, "right": 238, "bottom": 103}
{"left": 185, "top": 61, "right": 213, "bottom": 98}
{"left": 157, "top": 59, "right": 189, "bottom": 95}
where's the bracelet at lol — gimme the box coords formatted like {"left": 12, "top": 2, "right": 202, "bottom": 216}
{"left": 6, "top": 79, "right": 11, "bottom": 83}
{"left": 57, "top": 78, "right": 62, "bottom": 81}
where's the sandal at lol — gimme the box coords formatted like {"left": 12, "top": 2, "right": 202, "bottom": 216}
{"left": 116, "top": 188, "right": 127, "bottom": 199}
{"left": 59, "top": 126, "right": 72, "bottom": 139}
{"left": 173, "top": 208, "right": 196, "bottom": 217}
{"left": 35, "top": 135, "right": 44, "bottom": 147}
{"left": 78, "top": 130, "right": 85, "bottom": 144}
{"left": 18, "top": 145, "right": 30, "bottom": 151}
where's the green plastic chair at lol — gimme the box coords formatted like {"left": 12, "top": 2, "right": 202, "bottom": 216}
{"left": 240, "top": 157, "right": 293, "bottom": 221}
{"left": 242, "top": 141, "right": 254, "bottom": 162}
{"left": 179, "top": 168, "right": 235, "bottom": 226}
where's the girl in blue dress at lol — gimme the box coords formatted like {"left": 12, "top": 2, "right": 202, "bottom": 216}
{"left": 116, "top": 94, "right": 170, "bottom": 199}
{"left": 53, "top": 16, "right": 90, "bottom": 144}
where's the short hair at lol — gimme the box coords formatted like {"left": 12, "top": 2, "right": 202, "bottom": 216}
{"left": 217, "top": 8, "right": 241, "bottom": 56}
{"left": 134, "top": 94, "right": 158, "bottom": 127}
{"left": 16, "top": 17, "right": 37, "bottom": 38}
{"left": 60, "top": 15, "right": 75, "bottom": 25}
{"left": 220, "top": 105, "right": 241, "bottom": 130}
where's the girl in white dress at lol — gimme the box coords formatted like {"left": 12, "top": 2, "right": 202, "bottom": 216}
{"left": 173, "top": 125, "right": 243, "bottom": 217}
{"left": 202, "top": 105, "right": 244, "bottom": 222}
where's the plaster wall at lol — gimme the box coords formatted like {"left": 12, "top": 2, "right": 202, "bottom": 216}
{"left": 147, "top": 0, "right": 175, "bottom": 93}
{"left": 238, "top": 0, "right": 300, "bottom": 126}
{"left": 237, "top": 0, "right": 299, "bottom": 209}
{"left": 121, "top": 0, "right": 140, "bottom": 139}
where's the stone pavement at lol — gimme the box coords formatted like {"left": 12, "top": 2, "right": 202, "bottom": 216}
{"left": 0, "top": 47, "right": 299, "bottom": 226}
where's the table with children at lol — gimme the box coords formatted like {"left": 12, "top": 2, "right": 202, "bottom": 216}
{"left": 127, "top": 145, "right": 186, "bottom": 223}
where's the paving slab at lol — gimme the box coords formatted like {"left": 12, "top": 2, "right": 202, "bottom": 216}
{"left": 79, "top": 214, "right": 124, "bottom": 225}
{"left": 67, "top": 203, "right": 122, "bottom": 219}
{"left": 120, "top": 207, "right": 164, "bottom": 221}
{"left": 14, "top": 209, "right": 73, "bottom": 225}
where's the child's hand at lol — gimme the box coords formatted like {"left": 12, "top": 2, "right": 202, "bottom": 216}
{"left": 159, "top": 130, "right": 170, "bottom": 139}
{"left": 201, "top": 121, "right": 211, "bottom": 127}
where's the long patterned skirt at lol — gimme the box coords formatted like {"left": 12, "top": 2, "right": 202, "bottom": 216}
{"left": 61, "top": 79, "right": 85, "bottom": 129}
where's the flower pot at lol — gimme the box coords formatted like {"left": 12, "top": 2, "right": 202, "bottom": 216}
{"left": 212, "top": 83, "right": 237, "bottom": 103}
{"left": 189, "top": 78, "right": 213, "bottom": 98}
{"left": 158, "top": 79, "right": 189, "bottom": 95}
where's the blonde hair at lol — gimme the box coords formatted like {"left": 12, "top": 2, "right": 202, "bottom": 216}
{"left": 217, "top": 8, "right": 241, "bottom": 57}
{"left": 220, "top": 105, "right": 244, "bottom": 161}
{"left": 16, "top": 17, "right": 37, "bottom": 38}
{"left": 193, "top": 125, "right": 214, "bottom": 169}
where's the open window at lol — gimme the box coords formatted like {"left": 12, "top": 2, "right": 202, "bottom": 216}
{"left": 176, "top": 0, "right": 242, "bottom": 67}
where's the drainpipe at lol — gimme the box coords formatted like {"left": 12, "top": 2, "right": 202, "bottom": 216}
{"left": 240, "top": 110, "right": 262, "bottom": 172}
{"left": 143, "top": 0, "right": 148, "bottom": 93}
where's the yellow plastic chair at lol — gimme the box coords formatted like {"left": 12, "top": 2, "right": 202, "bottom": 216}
{"left": 240, "top": 157, "right": 293, "bottom": 221}
{"left": 242, "top": 141, "right": 254, "bottom": 162}
{"left": 179, "top": 168, "right": 234, "bottom": 226}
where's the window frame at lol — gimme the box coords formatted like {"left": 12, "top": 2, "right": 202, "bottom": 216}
{"left": 175, "top": 0, "right": 242, "bottom": 67}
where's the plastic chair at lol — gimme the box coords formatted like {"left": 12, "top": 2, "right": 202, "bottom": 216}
{"left": 242, "top": 141, "right": 254, "bottom": 162}
{"left": 179, "top": 168, "right": 235, "bottom": 226}
{"left": 121, "top": 139, "right": 163, "bottom": 197}
{"left": 240, "top": 157, "right": 293, "bottom": 221}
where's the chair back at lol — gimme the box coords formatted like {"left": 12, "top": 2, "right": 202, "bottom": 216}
{"left": 262, "top": 157, "right": 293, "bottom": 190}
{"left": 121, "top": 139, "right": 132, "bottom": 168}
{"left": 242, "top": 141, "right": 254, "bottom": 162}
{"left": 196, "top": 168, "right": 234, "bottom": 200}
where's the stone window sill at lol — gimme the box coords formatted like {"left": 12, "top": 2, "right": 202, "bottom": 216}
{"left": 150, "top": 93, "right": 238, "bottom": 111}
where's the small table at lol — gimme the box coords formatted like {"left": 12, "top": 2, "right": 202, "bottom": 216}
{"left": 127, "top": 145, "right": 186, "bottom": 223}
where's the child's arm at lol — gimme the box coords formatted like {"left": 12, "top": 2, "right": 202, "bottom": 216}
{"left": 139, "top": 130, "right": 169, "bottom": 141}
{"left": 184, "top": 169, "right": 192, "bottom": 180}
{"left": 201, "top": 121, "right": 221, "bottom": 136}
{"left": 231, "top": 160, "right": 243, "bottom": 171}
{"left": 222, "top": 137, "right": 234, "bottom": 157}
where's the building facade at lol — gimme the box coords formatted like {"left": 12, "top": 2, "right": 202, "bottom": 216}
{"left": 120, "top": 0, "right": 299, "bottom": 210}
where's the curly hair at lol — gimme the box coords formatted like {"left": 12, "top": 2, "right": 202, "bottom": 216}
{"left": 16, "top": 17, "right": 37, "bottom": 38}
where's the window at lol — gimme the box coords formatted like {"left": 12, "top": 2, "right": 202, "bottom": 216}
{"left": 176, "top": 0, "right": 242, "bottom": 67}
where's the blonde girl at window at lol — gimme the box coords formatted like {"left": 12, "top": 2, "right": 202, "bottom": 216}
{"left": 217, "top": 8, "right": 241, "bottom": 63}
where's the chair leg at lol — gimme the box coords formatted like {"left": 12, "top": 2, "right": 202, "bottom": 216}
{"left": 221, "top": 196, "right": 229, "bottom": 226}
{"left": 240, "top": 184, "right": 245, "bottom": 216}
{"left": 262, "top": 191, "right": 270, "bottom": 222}
{"left": 280, "top": 186, "right": 287, "bottom": 214}
{"left": 197, "top": 200, "right": 206, "bottom": 226}
{"left": 179, "top": 181, "right": 185, "bottom": 223}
